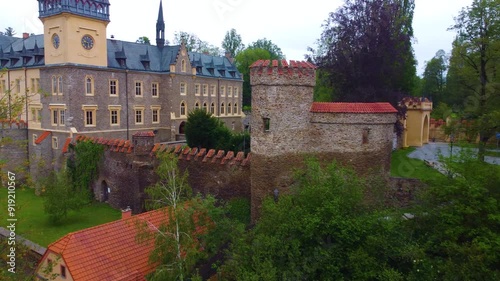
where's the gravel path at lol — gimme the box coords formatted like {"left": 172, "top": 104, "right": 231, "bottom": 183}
{"left": 408, "top": 142, "right": 500, "bottom": 165}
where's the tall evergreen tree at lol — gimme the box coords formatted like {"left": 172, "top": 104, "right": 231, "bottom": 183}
{"left": 421, "top": 50, "right": 448, "bottom": 104}
{"left": 222, "top": 28, "right": 244, "bottom": 58}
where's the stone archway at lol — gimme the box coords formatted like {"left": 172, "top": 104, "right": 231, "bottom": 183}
{"left": 423, "top": 114, "right": 430, "bottom": 144}
{"left": 179, "top": 121, "right": 186, "bottom": 134}
{"left": 101, "top": 180, "right": 109, "bottom": 202}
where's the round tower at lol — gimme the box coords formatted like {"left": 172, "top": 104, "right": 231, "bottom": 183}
{"left": 250, "top": 59, "right": 316, "bottom": 156}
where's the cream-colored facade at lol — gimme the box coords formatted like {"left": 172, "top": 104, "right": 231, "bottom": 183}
{"left": 401, "top": 97, "right": 433, "bottom": 147}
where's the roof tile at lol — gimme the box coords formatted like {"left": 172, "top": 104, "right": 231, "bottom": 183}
{"left": 310, "top": 102, "right": 398, "bottom": 113}
{"left": 35, "top": 131, "right": 51, "bottom": 145}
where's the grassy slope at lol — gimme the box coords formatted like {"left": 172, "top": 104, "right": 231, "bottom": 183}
{"left": 0, "top": 188, "right": 120, "bottom": 247}
{"left": 390, "top": 147, "right": 447, "bottom": 182}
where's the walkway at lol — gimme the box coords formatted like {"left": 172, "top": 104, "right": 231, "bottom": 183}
{"left": 408, "top": 142, "right": 500, "bottom": 165}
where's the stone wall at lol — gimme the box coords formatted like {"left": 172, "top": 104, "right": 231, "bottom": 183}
{"left": 0, "top": 126, "right": 28, "bottom": 184}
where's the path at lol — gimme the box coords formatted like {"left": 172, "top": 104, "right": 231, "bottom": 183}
{"left": 408, "top": 142, "right": 500, "bottom": 166}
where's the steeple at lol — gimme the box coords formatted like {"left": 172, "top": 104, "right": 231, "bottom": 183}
{"left": 156, "top": 0, "right": 165, "bottom": 48}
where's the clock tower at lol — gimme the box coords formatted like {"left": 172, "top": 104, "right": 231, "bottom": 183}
{"left": 38, "top": 0, "right": 110, "bottom": 67}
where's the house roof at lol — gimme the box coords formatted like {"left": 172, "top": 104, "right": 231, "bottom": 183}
{"left": 39, "top": 208, "right": 174, "bottom": 281}
{"left": 35, "top": 131, "right": 51, "bottom": 145}
{"left": 310, "top": 102, "right": 398, "bottom": 114}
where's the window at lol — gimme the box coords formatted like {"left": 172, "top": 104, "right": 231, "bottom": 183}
{"left": 31, "top": 78, "right": 40, "bottom": 93}
{"left": 210, "top": 102, "right": 215, "bottom": 114}
{"left": 52, "top": 76, "right": 63, "bottom": 95}
{"left": 134, "top": 106, "right": 144, "bottom": 125}
{"left": 228, "top": 86, "right": 233, "bottom": 97}
{"left": 49, "top": 105, "right": 66, "bottom": 126}
{"left": 135, "top": 81, "right": 143, "bottom": 96}
{"left": 151, "top": 106, "right": 161, "bottom": 124}
{"left": 0, "top": 80, "right": 5, "bottom": 93}
{"left": 180, "top": 82, "right": 187, "bottom": 95}
{"left": 203, "top": 102, "right": 207, "bottom": 112}
{"left": 234, "top": 103, "right": 238, "bottom": 115}
{"left": 363, "top": 128, "right": 370, "bottom": 144}
{"left": 195, "top": 101, "right": 200, "bottom": 110}
{"left": 202, "top": 84, "right": 208, "bottom": 96}
{"left": 108, "top": 105, "right": 121, "bottom": 126}
{"left": 234, "top": 87, "right": 239, "bottom": 97}
{"left": 82, "top": 105, "right": 98, "bottom": 127}
{"left": 228, "top": 102, "right": 232, "bottom": 114}
{"left": 60, "top": 265, "right": 66, "bottom": 278}
{"left": 30, "top": 105, "right": 42, "bottom": 124}
{"left": 195, "top": 84, "right": 200, "bottom": 96}
{"left": 15, "top": 79, "right": 20, "bottom": 93}
{"left": 180, "top": 101, "right": 186, "bottom": 116}
{"left": 220, "top": 102, "right": 225, "bottom": 115}
{"left": 32, "top": 134, "right": 37, "bottom": 146}
{"left": 210, "top": 85, "right": 216, "bottom": 97}
{"left": 58, "top": 76, "right": 63, "bottom": 94}
{"left": 181, "top": 59, "right": 186, "bottom": 72}
{"left": 85, "top": 75, "right": 94, "bottom": 95}
{"left": 263, "top": 118, "right": 270, "bottom": 132}
{"left": 220, "top": 86, "right": 226, "bottom": 97}
{"left": 52, "top": 137, "right": 58, "bottom": 149}
{"left": 109, "top": 79, "right": 118, "bottom": 96}
{"left": 151, "top": 82, "right": 159, "bottom": 97}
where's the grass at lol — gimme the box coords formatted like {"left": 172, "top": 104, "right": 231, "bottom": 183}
{"left": 0, "top": 188, "right": 120, "bottom": 247}
{"left": 391, "top": 147, "right": 447, "bottom": 183}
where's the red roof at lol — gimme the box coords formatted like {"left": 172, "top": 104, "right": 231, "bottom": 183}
{"left": 35, "top": 131, "right": 51, "bottom": 144}
{"left": 61, "top": 138, "right": 72, "bottom": 153}
{"left": 133, "top": 131, "right": 155, "bottom": 137}
{"left": 38, "top": 209, "right": 175, "bottom": 281}
{"left": 310, "top": 102, "right": 398, "bottom": 113}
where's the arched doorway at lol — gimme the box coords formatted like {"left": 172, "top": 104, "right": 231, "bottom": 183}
{"left": 422, "top": 115, "right": 430, "bottom": 144}
{"left": 179, "top": 121, "right": 186, "bottom": 134}
{"left": 101, "top": 180, "right": 109, "bottom": 202}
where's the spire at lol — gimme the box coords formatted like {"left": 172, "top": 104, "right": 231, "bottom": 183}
{"left": 156, "top": 0, "right": 165, "bottom": 48}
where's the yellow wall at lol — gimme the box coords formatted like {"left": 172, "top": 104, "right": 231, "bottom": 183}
{"left": 42, "top": 13, "right": 108, "bottom": 67}
{"left": 0, "top": 68, "right": 41, "bottom": 124}
{"left": 403, "top": 103, "right": 432, "bottom": 147}
{"left": 36, "top": 252, "right": 74, "bottom": 281}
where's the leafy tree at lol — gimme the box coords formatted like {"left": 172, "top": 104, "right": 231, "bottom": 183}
{"left": 173, "top": 31, "right": 221, "bottom": 56}
{"left": 184, "top": 109, "right": 231, "bottom": 150}
{"left": 316, "top": 0, "right": 417, "bottom": 104}
{"left": 421, "top": 50, "right": 447, "bottom": 103}
{"left": 136, "top": 36, "right": 151, "bottom": 44}
{"left": 221, "top": 28, "right": 244, "bottom": 58}
{"left": 234, "top": 48, "right": 272, "bottom": 106}
{"left": 224, "top": 159, "right": 413, "bottom": 280}
{"left": 4, "top": 27, "right": 16, "bottom": 37}
{"left": 448, "top": 0, "right": 500, "bottom": 160}
{"left": 247, "top": 38, "right": 284, "bottom": 60}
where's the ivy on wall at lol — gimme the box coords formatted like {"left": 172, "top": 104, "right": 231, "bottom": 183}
{"left": 67, "top": 140, "right": 104, "bottom": 195}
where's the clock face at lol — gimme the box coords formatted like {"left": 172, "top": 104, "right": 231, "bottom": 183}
{"left": 81, "top": 35, "right": 94, "bottom": 50}
{"left": 52, "top": 33, "right": 60, "bottom": 49}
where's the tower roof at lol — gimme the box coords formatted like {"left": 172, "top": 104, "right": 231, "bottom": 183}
{"left": 157, "top": 0, "right": 165, "bottom": 30}
{"left": 37, "top": 0, "right": 110, "bottom": 22}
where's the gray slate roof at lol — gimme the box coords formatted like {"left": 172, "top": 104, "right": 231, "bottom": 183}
{"left": 1, "top": 34, "right": 241, "bottom": 80}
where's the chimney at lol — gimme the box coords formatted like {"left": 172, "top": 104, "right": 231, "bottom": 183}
{"left": 225, "top": 51, "right": 234, "bottom": 63}
{"left": 121, "top": 206, "right": 132, "bottom": 219}
{"left": 23, "top": 33, "right": 29, "bottom": 39}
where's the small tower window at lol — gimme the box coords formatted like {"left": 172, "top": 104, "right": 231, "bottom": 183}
{"left": 181, "top": 60, "right": 186, "bottom": 72}
{"left": 263, "top": 118, "right": 270, "bottom": 132}
{"left": 362, "top": 128, "right": 370, "bottom": 144}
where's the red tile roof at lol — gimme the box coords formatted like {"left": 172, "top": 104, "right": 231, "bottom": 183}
{"left": 133, "top": 131, "right": 155, "bottom": 137}
{"left": 38, "top": 208, "right": 176, "bottom": 281}
{"left": 310, "top": 102, "right": 398, "bottom": 113}
{"left": 35, "top": 131, "right": 51, "bottom": 144}
{"left": 61, "top": 138, "right": 72, "bottom": 153}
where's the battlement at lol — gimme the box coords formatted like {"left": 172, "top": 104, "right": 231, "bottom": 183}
{"left": 400, "top": 97, "right": 433, "bottom": 111}
{"left": 250, "top": 59, "right": 316, "bottom": 87}
{"left": 74, "top": 135, "right": 251, "bottom": 167}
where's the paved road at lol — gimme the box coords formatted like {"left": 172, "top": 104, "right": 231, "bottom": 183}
{"left": 408, "top": 142, "right": 500, "bottom": 165}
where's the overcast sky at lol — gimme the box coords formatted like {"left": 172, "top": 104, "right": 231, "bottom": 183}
{"left": 1, "top": 0, "right": 472, "bottom": 75}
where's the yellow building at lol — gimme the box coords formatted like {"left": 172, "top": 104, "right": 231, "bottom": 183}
{"left": 401, "top": 97, "right": 433, "bottom": 147}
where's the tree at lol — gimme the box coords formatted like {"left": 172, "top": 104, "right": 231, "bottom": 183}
{"left": 4, "top": 27, "right": 16, "bottom": 37}
{"left": 421, "top": 50, "right": 448, "bottom": 103}
{"left": 224, "top": 159, "right": 413, "bottom": 280}
{"left": 316, "top": 0, "right": 417, "bottom": 104}
{"left": 234, "top": 48, "right": 272, "bottom": 106}
{"left": 136, "top": 36, "right": 151, "bottom": 44}
{"left": 247, "top": 38, "right": 284, "bottom": 60}
{"left": 173, "top": 31, "right": 221, "bottom": 56}
{"left": 448, "top": 0, "right": 500, "bottom": 160}
{"left": 221, "top": 28, "right": 244, "bottom": 58}
{"left": 184, "top": 109, "right": 231, "bottom": 149}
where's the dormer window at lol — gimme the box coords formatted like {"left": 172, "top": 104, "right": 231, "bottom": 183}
{"left": 218, "top": 69, "right": 225, "bottom": 76}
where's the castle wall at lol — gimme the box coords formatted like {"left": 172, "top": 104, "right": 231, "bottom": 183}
{"left": 0, "top": 127, "right": 28, "bottom": 184}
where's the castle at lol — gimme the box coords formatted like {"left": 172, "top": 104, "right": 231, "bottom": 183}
{"left": 0, "top": 0, "right": 243, "bottom": 177}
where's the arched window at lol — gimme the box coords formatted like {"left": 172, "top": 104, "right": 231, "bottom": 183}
{"left": 227, "top": 103, "right": 232, "bottom": 114}
{"left": 220, "top": 102, "right": 225, "bottom": 115}
{"left": 203, "top": 102, "right": 207, "bottom": 112}
{"left": 210, "top": 102, "right": 215, "bottom": 114}
{"left": 195, "top": 101, "right": 200, "bottom": 110}
{"left": 85, "top": 76, "right": 94, "bottom": 95}
{"left": 181, "top": 59, "right": 186, "bottom": 72}
{"left": 180, "top": 101, "right": 186, "bottom": 116}
{"left": 234, "top": 103, "right": 238, "bottom": 115}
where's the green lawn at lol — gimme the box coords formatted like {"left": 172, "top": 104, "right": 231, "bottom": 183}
{"left": 0, "top": 188, "right": 120, "bottom": 247}
{"left": 391, "top": 148, "right": 447, "bottom": 182}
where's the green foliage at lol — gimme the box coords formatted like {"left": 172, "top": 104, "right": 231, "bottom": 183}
{"left": 67, "top": 140, "right": 104, "bottom": 194}
{"left": 313, "top": 69, "right": 334, "bottom": 102}
{"left": 136, "top": 36, "right": 151, "bottom": 44}
{"left": 247, "top": 38, "right": 284, "bottom": 60}
{"left": 42, "top": 170, "right": 91, "bottom": 224}
{"left": 430, "top": 102, "right": 453, "bottom": 120}
{"left": 185, "top": 109, "right": 250, "bottom": 153}
{"left": 173, "top": 31, "right": 221, "bottom": 56}
{"left": 234, "top": 48, "right": 272, "bottom": 106}
{"left": 224, "top": 159, "right": 412, "bottom": 280}
{"left": 408, "top": 151, "right": 500, "bottom": 280}
{"left": 225, "top": 198, "right": 251, "bottom": 225}
{"left": 221, "top": 28, "right": 244, "bottom": 58}
{"left": 420, "top": 50, "right": 447, "bottom": 103}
